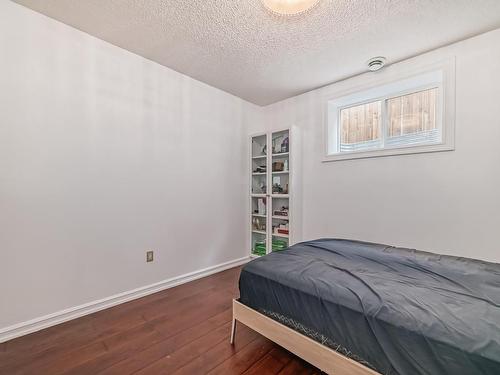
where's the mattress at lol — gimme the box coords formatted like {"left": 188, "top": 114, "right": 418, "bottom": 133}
{"left": 239, "top": 239, "right": 500, "bottom": 375}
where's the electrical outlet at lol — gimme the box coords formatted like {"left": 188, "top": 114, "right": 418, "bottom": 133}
{"left": 146, "top": 251, "right": 154, "bottom": 263}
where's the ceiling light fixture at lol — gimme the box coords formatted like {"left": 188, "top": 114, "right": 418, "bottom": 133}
{"left": 367, "top": 57, "right": 387, "bottom": 71}
{"left": 261, "top": 0, "right": 320, "bottom": 16}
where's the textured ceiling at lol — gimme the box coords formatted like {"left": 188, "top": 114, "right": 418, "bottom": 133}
{"left": 12, "top": 0, "right": 500, "bottom": 105}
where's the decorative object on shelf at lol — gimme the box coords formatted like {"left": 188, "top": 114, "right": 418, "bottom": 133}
{"left": 257, "top": 198, "right": 266, "bottom": 215}
{"left": 272, "top": 175, "right": 284, "bottom": 194}
{"left": 281, "top": 137, "right": 289, "bottom": 153}
{"left": 253, "top": 164, "right": 266, "bottom": 173}
{"left": 253, "top": 241, "right": 266, "bottom": 256}
{"left": 284, "top": 159, "right": 288, "bottom": 171}
{"left": 252, "top": 217, "right": 266, "bottom": 231}
{"left": 273, "top": 206, "right": 289, "bottom": 216}
{"left": 260, "top": 182, "right": 266, "bottom": 194}
{"left": 251, "top": 183, "right": 266, "bottom": 194}
{"left": 272, "top": 135, "right": 283, "bottom": 154}
{"left": 272, "top": 161, "right": 284, "bottom": 171}
{"left": 273, "top": 222, "right": 289, "bottom": 235}
{"left": 272, "top": 239, "right": 288, "bottom": 251}
{"left": 262, "top": 144, "right": 267, "bottom": 155}
{"left": 272, "top": 183, "right": 284, "bottom": 194}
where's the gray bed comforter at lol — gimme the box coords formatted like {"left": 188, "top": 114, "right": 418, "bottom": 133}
{"left": 239, "top": 239, "right": 500, "bottom": 375}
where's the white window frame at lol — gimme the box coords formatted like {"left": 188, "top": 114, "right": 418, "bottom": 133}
{"left": 323, "top": 58, "right": 455, "bottom": 162}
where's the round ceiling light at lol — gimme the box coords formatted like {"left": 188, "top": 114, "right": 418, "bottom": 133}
{"left": 261, "top": 0, "right": 320, "bottom": 15}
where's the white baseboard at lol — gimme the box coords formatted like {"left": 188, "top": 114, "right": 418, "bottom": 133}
{"left": 0, "top": 256, "right": 250, "bottom": 343}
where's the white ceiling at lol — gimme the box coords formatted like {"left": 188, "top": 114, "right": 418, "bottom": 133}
{"left": 13, "top": 0, "right": 500, "bottom": 105}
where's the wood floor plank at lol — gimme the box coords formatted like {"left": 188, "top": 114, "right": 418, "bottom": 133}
{"left": 243, "top": 347, "right": 292, "bottom": 375}
{"left": 278, "top": 358, "right": 318, "bottom": 374}
{"left": 132, "top": 322, "right": 236, "bottom": 374}
{"left": 70, "top": 306, "right": 233, "bottom": 375}
{"left": 207, "top": 336, "right": 274, "bottom": 375}
{"left": 171, "top": 325, "right": 261, "bottom": 374}
{"left": 1, "top": 266, "right": 318, "bottom": 375}
{"left": 95, "top": 308, "right": 232, "bottom": 375}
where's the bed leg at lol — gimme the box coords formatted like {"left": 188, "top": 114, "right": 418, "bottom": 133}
{"left": 230, "top": 318, "right": 237, "bottom": 344}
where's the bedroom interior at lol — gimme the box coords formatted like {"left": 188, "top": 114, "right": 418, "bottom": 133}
{"left": 1, "top": 0, "right": 499, "bottom": 374}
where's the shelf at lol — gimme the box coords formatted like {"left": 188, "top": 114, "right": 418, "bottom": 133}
{"left": 252, "top": 230, "right": 266, "bottom": 235}
{"left": 272, "top": 216, "right": 289, "bottom": 220}
{"left": 251, "top": 129, "right": 291, "bottom": 259}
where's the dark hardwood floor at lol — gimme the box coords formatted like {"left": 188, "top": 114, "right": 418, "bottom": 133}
{"left": 0, "top": 266, "right": 319, "bottom": 374}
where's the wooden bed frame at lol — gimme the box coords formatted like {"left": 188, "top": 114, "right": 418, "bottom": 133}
{"left": 230, "top": 299, "right": 380, "bottom": 375}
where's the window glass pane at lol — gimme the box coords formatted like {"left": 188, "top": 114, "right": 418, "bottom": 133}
{"left": 340, "top": 101, "right": 381, "bottom": 152}
{"left": 387, "top": 88, "right": 439, "bottom": 146}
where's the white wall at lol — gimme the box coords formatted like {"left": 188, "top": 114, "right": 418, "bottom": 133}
{"left": 2, "top": 0, "right": 499, "bottom": 339}
{"left": 0, "top": 1, "right": 259, "bottom": 331}
{"left": 263, "top": 29, "right": 500, "bottom": 264}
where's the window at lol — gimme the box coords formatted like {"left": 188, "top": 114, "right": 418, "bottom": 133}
{"left": 340, "top": 101, "right": 382, "bottom": 152}
{"left": 325, "top": 64, "right": 455, "bottom": 161}
{"left": 386, "top": 88, "right": 438, "bottom": 147}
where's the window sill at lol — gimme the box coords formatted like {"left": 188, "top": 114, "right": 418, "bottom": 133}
{"left": 322, "top": 142, "right": 454, "bottom": 162}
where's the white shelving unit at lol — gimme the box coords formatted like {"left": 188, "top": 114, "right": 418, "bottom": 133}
{"left": 250, "top": 129, "right": 292, "bottom": 257}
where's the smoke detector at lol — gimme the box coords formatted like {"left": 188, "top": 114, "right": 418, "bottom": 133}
{"left": 367, "top": 57, "right": 386, "bottom": 72}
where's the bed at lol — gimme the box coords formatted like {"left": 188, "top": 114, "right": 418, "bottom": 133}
{"left": 232, "top": 239, "right": 500, "bottom": 375}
